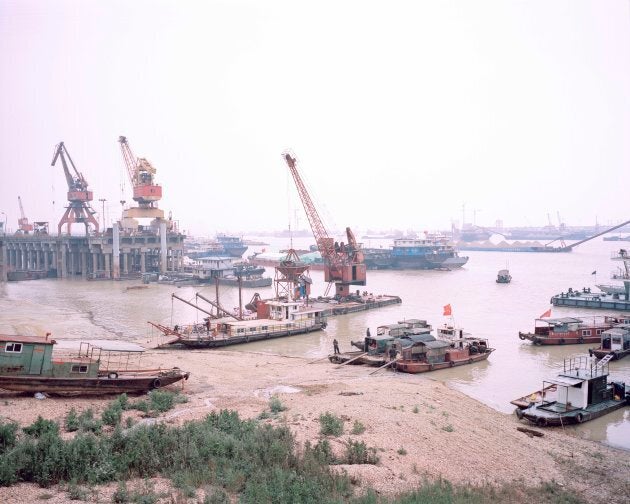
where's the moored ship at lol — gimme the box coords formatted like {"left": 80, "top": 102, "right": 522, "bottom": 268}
{"left": 363, "top": 236, "right": 468, "bottom": 270}
{"left": 518, "top": 315, "right": 625, "bottom": 345}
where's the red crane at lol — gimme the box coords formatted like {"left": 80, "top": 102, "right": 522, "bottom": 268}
{"left": 283, "top": 152, "right": 366, "bottom": 297}
{"left": 51, "top": 142, "right": 99, "bottom": 235}
{"left": 118, "top": 136, "right": 162, "bottom": 209}
{"left": 17, "top": 196, "right": 33, "bottom": 234}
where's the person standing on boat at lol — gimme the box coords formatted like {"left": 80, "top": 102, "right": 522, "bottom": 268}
{"left": 333, "top": 338, "right": 340, "bottom": 354}
{"left": 389, "top": 345, "right": 397, "bottom": 361}
{"left": 366, "top": 328, "right": 371, "bottom": 337}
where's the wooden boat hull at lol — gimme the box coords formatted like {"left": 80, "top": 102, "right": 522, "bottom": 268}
{"left": 328, "top": 351, "right": 387, "bottom": 366}
{"left": 589, "top": 348, "right": 630, "bottom": 361}
{"left": 171, "top": 323, "right": 325, "bottom": 349}
{"left": 518, "top": 332, "right": 599, "bottom": 345}
{"left": 517, "top": 398, "right": 628, "bottom": 427}
{"left": 0, "top": 369, "right": 189, "bottom": 394}
{"left": 393, "top": 350, "right": 492, "bottom": 374}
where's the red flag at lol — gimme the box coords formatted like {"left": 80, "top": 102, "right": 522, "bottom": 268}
{"left": 443, "top": 304, "right": 452, "bottom": 316}
{"left": 539, "top": 308, "right": 551, "bottom": 319}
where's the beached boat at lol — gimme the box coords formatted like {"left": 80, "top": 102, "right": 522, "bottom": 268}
{"left": 329, "top": 319, "right": 433, "bottom": 366}
{"left": 512, "top": 355, "right": 629, "bottom": 427}
{"left": 589, "top": 325, "right": 630, "bottom": 361}
{"left": 517, "top": 315, "right": 624, "bottom": 345}
{"left": 393, "top": 332, "right": 493, "bottom": 373}
{"left": 0, "top": 334, "right": 189, "bottom": 394}
{"left": 496, "top": 269, "right": 511, "bottom": 283}
{"left": 150, "top": 298, "right": 327, "bottom": 349}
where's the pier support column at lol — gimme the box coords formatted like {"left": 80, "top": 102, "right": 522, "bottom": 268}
{"left": 21, "top": 249, "right": 27, "bottom": 270}
{"left": 104, "top": 254, "right": 111, "bottom": 278}
{"left": 0, "top": 241, "right": 6, "bottom": 282}
{"left": 112, "top": 223, "right": 120, "bottom": 280}
{"left": 44, "top": 250, "right": 49, "bottom": 273}
{"left": 35, "top": 250, "right": 41, "bottom": 270}
{"left": 81, "top": 252, "right": 87, "bottom": 279}
{"left": 140, "top": 252, "right": 146, "bottom": 273}
{"left": 70, "top": 251, "right": 76, "bottom": 277}
{"left": 60, "top": 247, "right": 67, "bottom": 278}
{"left": 159, "top": 221, "right": 167, "bottom": 274}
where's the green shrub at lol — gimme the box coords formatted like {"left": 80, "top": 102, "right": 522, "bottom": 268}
{"left": 78, "top": 409, "right": 102, "bottom": 434}
{"left": 269, "top": 396, "right": 287, "bottom": 413}
{"left": 0, "top": 420, "right": 18, "bottom": 454}
{"left": 319, "top": 412, "right": 344, "bottom": 436}
{"left": 102, "top": 403, "right": 123, "bottom": 427}
{"left": 442, "top": 424, "right": 454, "bottom": 433}
{"left": 340, "top": 439, "right": 379, "bottom": 465}
{"left": 112, "top": 481, "right": 129, "bottom": 503}
{"left": 351, "top": 420, "right": 366, "bottom": 435}
{"left": 23, "top": 416, "right": 59, "bottom": 438}
{"left": 397, "top": 447, "right": 407, "bottom": 456}
{"left": 64, "top": 409, "right": 79, "bottom": 432}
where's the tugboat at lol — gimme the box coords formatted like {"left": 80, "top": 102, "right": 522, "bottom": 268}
{"left": 518, "top": 315, "right": 624, "bottom": 345}
{"left": 589, "top": 325, "right": 630, "bottom": 361}
{"left": 512, "top": 355, "right": 629, "bottom": 426}
{"left": 496, "top": 269, "right": 512, "bottom": 284}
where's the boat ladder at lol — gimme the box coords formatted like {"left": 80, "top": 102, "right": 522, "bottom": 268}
{"left": 595, "top": 353, "right": 614, "bottom": 373}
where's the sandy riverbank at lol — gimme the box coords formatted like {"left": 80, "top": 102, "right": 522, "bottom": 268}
{"left": 1, "top": 348, "right": 629, "bottom": 503}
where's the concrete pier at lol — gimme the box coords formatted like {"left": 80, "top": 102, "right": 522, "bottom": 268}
{"left": 0, "top": 226, "right": 185, "bottom": 281}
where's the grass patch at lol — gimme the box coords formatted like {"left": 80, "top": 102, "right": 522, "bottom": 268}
{"left": 319, "top": 412, "right": 344, "bottom": 436}
{"left": 441, "top": 424, "right": 454, "bottom": 433}
{"left": 397, "top": 447, "right": 407, "bottom": 456}
{"left": 269, "top": 396, "right": 287, "bottom": 413}
{"left": 351, "top": 420, "right": 366, "bottom": 435}
{"left": 412, "top": 405, "right": 419, "bottom": 414}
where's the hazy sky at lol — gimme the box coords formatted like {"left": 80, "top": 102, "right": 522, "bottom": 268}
{"left": 1, "top": 0, "right": 629, "bottom": 236}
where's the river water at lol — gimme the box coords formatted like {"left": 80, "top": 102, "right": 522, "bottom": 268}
{"left": 1, "top": 235, "right": 628, "bottom": 450}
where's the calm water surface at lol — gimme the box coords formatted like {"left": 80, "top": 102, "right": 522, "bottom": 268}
{"left": 1, "top": 236, "right": 628, "bottom": 450}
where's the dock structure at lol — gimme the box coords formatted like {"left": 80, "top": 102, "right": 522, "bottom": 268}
{"left": 0, "top": 222, "right": 185, "bottom": 282}
{"left": 551, "top": 288, "right": 630, "bottom": 312}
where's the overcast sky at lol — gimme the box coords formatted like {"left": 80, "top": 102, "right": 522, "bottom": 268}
{"left": 1, "top": 0, "right": 629, "bottom": 236}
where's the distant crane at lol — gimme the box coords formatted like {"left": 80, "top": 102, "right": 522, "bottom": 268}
{"left": 51, "top": 142, "right": 99, "bottom": 235}
{"left": 283, "top": 152, "right": 366, "bottom": 297}
{"left": 118, "top": 136, "right": 163, "bottom": 210}
{"left": 17, "top": 196, "right": 33, "bottom": 234}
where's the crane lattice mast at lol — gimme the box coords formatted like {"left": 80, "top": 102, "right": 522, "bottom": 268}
{"left": 51, "top": 142, "right": 99, "bottom": 235}
{"left": 17, "top": 196, "right": 33, "bottom": 233}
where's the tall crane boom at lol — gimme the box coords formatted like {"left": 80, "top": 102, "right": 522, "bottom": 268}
{"left": 17, "top": 196, "right": 33, "bottom": 233}
{"left": 51, "top": 142, "right": 99, "bottom": 235}
{"left": 118, "top": 136, "right": 162, "bottom": 208}
{"left": 283, "top": 152, "right": 366, "bottom": 297}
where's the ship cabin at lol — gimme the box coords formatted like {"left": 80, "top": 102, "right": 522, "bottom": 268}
{"left": 0, "top": 335, "right": 108, "bottom": 378}
{"left": 538, "top": 356, "right": 615, "bottom": 413}
{"left": 599, "top": 327, "right": 630, "bottom": 353}
{"left": 532, "top": 317, "right": 611, "bottom": 338}
{"left": 377, "top": 324, "right": 411, "bottom": 338}
{"left": 264, "top": 300, "right": 325, "bottom": 324}
{"left": 188, "top": 256, "right": 235, "bottom": 281}
{"left": 1, "top": 334, "right": 56, "bottom": 376}
{"left": 436, "top": 324, "right": 470, "bottom": 342}
{"left": 398, "top": 334, "right": 451, "bottom": 363}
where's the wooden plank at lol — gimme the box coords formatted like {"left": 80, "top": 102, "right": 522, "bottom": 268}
{"left": 517, "top": 426, "right": 544, "bottom": 437}
{"left": 369, "top": 359, "right": 397, "bottom": 375}
{"left": 335, "top": 352, "right": 368, "bottom": 369}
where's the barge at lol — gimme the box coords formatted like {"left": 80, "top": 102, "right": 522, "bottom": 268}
{"left": 589, "top": 325, "right": 630, "bottom": 361}
{"left": 518, "top": 315, "right": 625, "bottom": 345}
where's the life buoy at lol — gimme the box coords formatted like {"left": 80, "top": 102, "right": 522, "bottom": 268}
{"left": 536, "top": 417, "right": 547, "bottom": 427}
{"left": 576, "top": 412, "right": 584, "bottom": 424}
{"left": 519, "top": 333, "right": 526, "bottom": 341}
{"left": 152, "top": 378, "right": 162, "bottom": 389}
{"left": 515, "top": 408, "right": 524, "bottom": 420}
{"left": 108, "top": 372, "right": 118, "bottom": 379}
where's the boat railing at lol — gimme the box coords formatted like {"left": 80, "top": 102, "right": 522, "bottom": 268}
{"left": 562, "top": 355, "right": 607, "bottom": 378}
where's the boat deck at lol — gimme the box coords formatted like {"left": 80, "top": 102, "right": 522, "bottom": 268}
{"left": 551, "top": 292, "right": 630, "bottom": 311}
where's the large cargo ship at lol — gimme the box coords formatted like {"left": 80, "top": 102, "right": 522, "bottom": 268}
{"left": 363, "top": 237, "right": 468, "bottom": 270}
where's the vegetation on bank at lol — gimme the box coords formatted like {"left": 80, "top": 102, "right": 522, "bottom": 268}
{"left": 0, "top": 394, "right": 587, "bottom": 503}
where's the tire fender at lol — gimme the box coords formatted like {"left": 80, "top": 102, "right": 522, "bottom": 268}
{"left": 108, "top": 372, "right": 118, "bottom": 379}
{"left": 576, "top": 412, "right": 585, "bottom": 424}
{"left": 152, "top": 378, "right": 162, "bottom": 389}
{"left": 514, "top": 408, "right": 524, "bottom": 420}
{"left": 536, "top": 417, "right": 547, "bottom": 427}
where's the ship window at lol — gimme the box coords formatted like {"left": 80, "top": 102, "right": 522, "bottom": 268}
{"left": 71, "top": 365, "right": 89, "bottom": 373}
{"left": 237, "top": 328, "right": 245, "bottom": 334}
{"left": 249, "top": 327, "right": 256, "bottom": 332}
{"left": 596, "top": 329, "right": 603, "bottom": 335}
{"left": 582, "top": 330, "right": 591, "bottom": 336}
{"left": 5, "top": 343, "right": 23, "bottom": 353}
{"left": 261, "top": 326, "right": 268, "bottom": 330}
